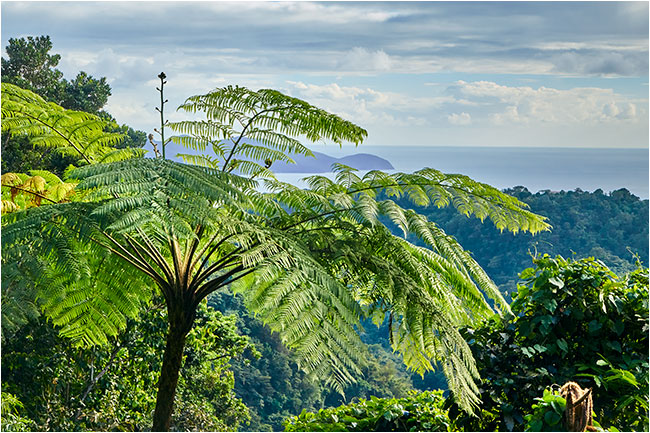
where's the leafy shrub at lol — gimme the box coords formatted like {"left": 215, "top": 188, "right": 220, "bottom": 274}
{"left": 0, "top": 392, "right": 34, "bottom": 432}
{"left": 523, "top": 388, "right": 568, "bottom": 432}
{"left": 284, "top": 390, "right": 454, "bottom": 432}
{"left": 447, "top": 255, "right": 649, "bottom": 431}
{"left": 522, "top": 387, "right": 614, "bottom": 432}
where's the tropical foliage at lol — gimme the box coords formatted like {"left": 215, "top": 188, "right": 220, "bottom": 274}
{"left": 1, "top": 83, "right": 143, "bottom": 166}
{"left": 1, "top": 35, "right": 146, "bottom": 176}
{"left": 284, "top": 390, "right": 454, "bottom": 432}
{"left": 0, "top": 82, "right": 145, "bottom": 342}
{"left": 1, "top": 170, "right": 76, "bottom": 214}
{"left": 281, "top": 257, "right": 647, "bottom": 432}
{"left": 523, "top": 388, "right": 576, "bottom": 432}
{"left": 1, "top": 301, "right": 254, "bottom": 431}
{"left": 522, "top": 385, "right": 615, "bottom": 432}
{"left": 170, "top": 85, "right": 367, "bottom": 176}
{"left": 0, "top": 392, "right": 34, "bottom": 432}
{"left": 447, "top": 255, "right": 649, "bottom": 432}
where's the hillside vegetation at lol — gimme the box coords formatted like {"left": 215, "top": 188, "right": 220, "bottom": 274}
{"left": 232, "top": 186, "right": 649, "bottom": 430}
{"left": 394, "top": 186, "right": 648, "bottom": 289}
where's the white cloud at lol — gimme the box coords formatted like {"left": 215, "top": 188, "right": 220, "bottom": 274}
{"left": 336, "top": 48, "right": 393, "bottom": 73}
{"left": 284, "top": 81, "right": 396, "bottom": 125}
{"left": 602, "top": 102, "right": 620, "bottom": 118}
{"left": 284, "top": 80, "right": 452, "bottom": 127}
{"left": 58, "top": 48, "right": 158, "bottom": 85}
{"left": 447, "top": 112, "right": 472, "bottom": 125}
{"left": 532, "top": 40, "right": 648, "bottom": 52}
{"left": 490, "top": 106, "right": 523, "bottom": 125}
{"left": 451, "top": 80, "right": 645, "bottom": 126}
{"left": 204, "top": 1, "right": 406, "bottom": 25}
{"left": 104, "top": 96, "right": 153, "bottom": 133}
{"left": 5, "top": 1, "right": 648, "bottom": 78}
{"left": 620, "top": 103, "right": 637, "bottom": 119}
{"left": 550, "top": 50, "right": 648, "bottom": 76}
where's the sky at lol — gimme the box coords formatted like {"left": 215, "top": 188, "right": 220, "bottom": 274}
{"left": 2, "top": 1, "right": 649, "bottom": 149}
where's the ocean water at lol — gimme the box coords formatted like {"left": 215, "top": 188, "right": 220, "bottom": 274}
{"left": 274, "top": 146, "right": 649, "bottom": 199}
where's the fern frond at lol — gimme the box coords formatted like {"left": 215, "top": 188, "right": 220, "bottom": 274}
{"left": 1, "top": 83, "right": 139, "bottom": 166}
{"left": 2, "top": 82, "right": 551, "bottom": 416}
{"left": 171, "top": 85, "right": 367, "bottom": 173}
{"left": 176, "top": 153, "right": 220, "bottom": 169}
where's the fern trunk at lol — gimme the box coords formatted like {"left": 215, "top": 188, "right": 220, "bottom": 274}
{"left": 152, "top": 307, "right": 193, "bottom": 431}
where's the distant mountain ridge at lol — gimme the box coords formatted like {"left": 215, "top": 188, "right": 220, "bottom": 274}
{"left": 150, "top": 138, "right": 394, "bottom": 173}
{"left": 271, "top": 151, "right": 394, "bottom": 173}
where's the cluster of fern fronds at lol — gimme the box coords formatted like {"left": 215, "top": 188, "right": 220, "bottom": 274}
{"left": 1, "top": 82, "right": 550, "bottom": 414}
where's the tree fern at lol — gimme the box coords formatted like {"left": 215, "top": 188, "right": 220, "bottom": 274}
{"left": 1, "top": 84, "right": 149, "bottom": 344}
{"left": 2, "top": 81, "right": 551, "bottom": 428}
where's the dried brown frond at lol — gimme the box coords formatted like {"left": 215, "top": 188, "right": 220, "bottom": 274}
{"left": 560, "top": 381, "right": 594, "bottom": 432}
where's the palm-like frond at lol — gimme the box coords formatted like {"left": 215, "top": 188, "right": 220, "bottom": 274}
{"left": 170, "top": 86, "right": 368, "bottom": 172}
{"left": 239, "top": 165, "right": 549, "bottom": 410}
{"left": 2, "top": 83, "right": 552, "bottom": 416}
{"left": 38, "top": 243, "right": 152, "bottom": 346}
{"left": 1, "top": 201, "right": 153, "bottom": 346}
{"left": 70, "top": 158, "right": 255, "bottom": 238}
{"left": 236, "top": 228, "right": 367, "bottom": 394}
{"left": 1, "top": 83, "right": 145, "bottom": 165}
{"left": 1, "top": 171, "right": 76, "bottom": 213}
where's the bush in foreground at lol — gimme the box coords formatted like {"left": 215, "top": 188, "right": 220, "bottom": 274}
{"left": 284, "top": 390, "right": 454, "bottom": 432}
{"left": 449, "top": 255, "right": 649, "bottom": 431}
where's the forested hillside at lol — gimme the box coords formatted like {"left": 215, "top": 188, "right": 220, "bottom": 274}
{"left": 209, "top": 292, "right": 418, "bottom": 431}
{"left": 213, "top": 186, "right": 649, "bottom": 430}
{"left": 394, "top": 186, "right": 648, "bottom": 291}
{"left": 1, "top": 35, "right": 146, "bottom": 177}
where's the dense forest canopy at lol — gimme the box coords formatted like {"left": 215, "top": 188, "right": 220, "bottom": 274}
{"left": 393, "top": 186, "right": 648, "bottom": 289}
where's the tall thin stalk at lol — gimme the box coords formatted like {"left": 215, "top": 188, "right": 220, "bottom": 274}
{"left": 154, "top": 72, "right": 169, "bottom": 159}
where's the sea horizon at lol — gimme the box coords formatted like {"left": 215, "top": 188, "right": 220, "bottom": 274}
{"left": 272, "top": 145, "right": 650, "bottom": 199}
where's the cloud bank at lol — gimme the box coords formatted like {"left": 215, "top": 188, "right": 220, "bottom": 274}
{"left": 2, "top": 1, "right": 647, "bottom": 148}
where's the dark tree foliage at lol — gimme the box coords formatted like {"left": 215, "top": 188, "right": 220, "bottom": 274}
{"left": 1, "top": 35, "right": 65, "bottom": 102}
{"left": 1, "top": 302, "right": 253, "bottom": 431}
{"left": 61, "top": 71, "right": 111, "bottom": 114}
{"left": 1, "top": 36, "right": 109, "bottom": 115}
{"left": 1, "top": 130, "right": 79, "bottom": 177}
{"left": 447, "top": 256, "right": 649, "bottom": 432}
{"left": 393, "top": 187, "right": 649, "bottom": 292}
{"left": 1, "top": 35, "right": 146, "bottom": 176}
{"left": 98, "top": 112, "right": 147, "bottom": 150}
{"left": 1, "top": 135, "right": 48, "bottom": 175}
